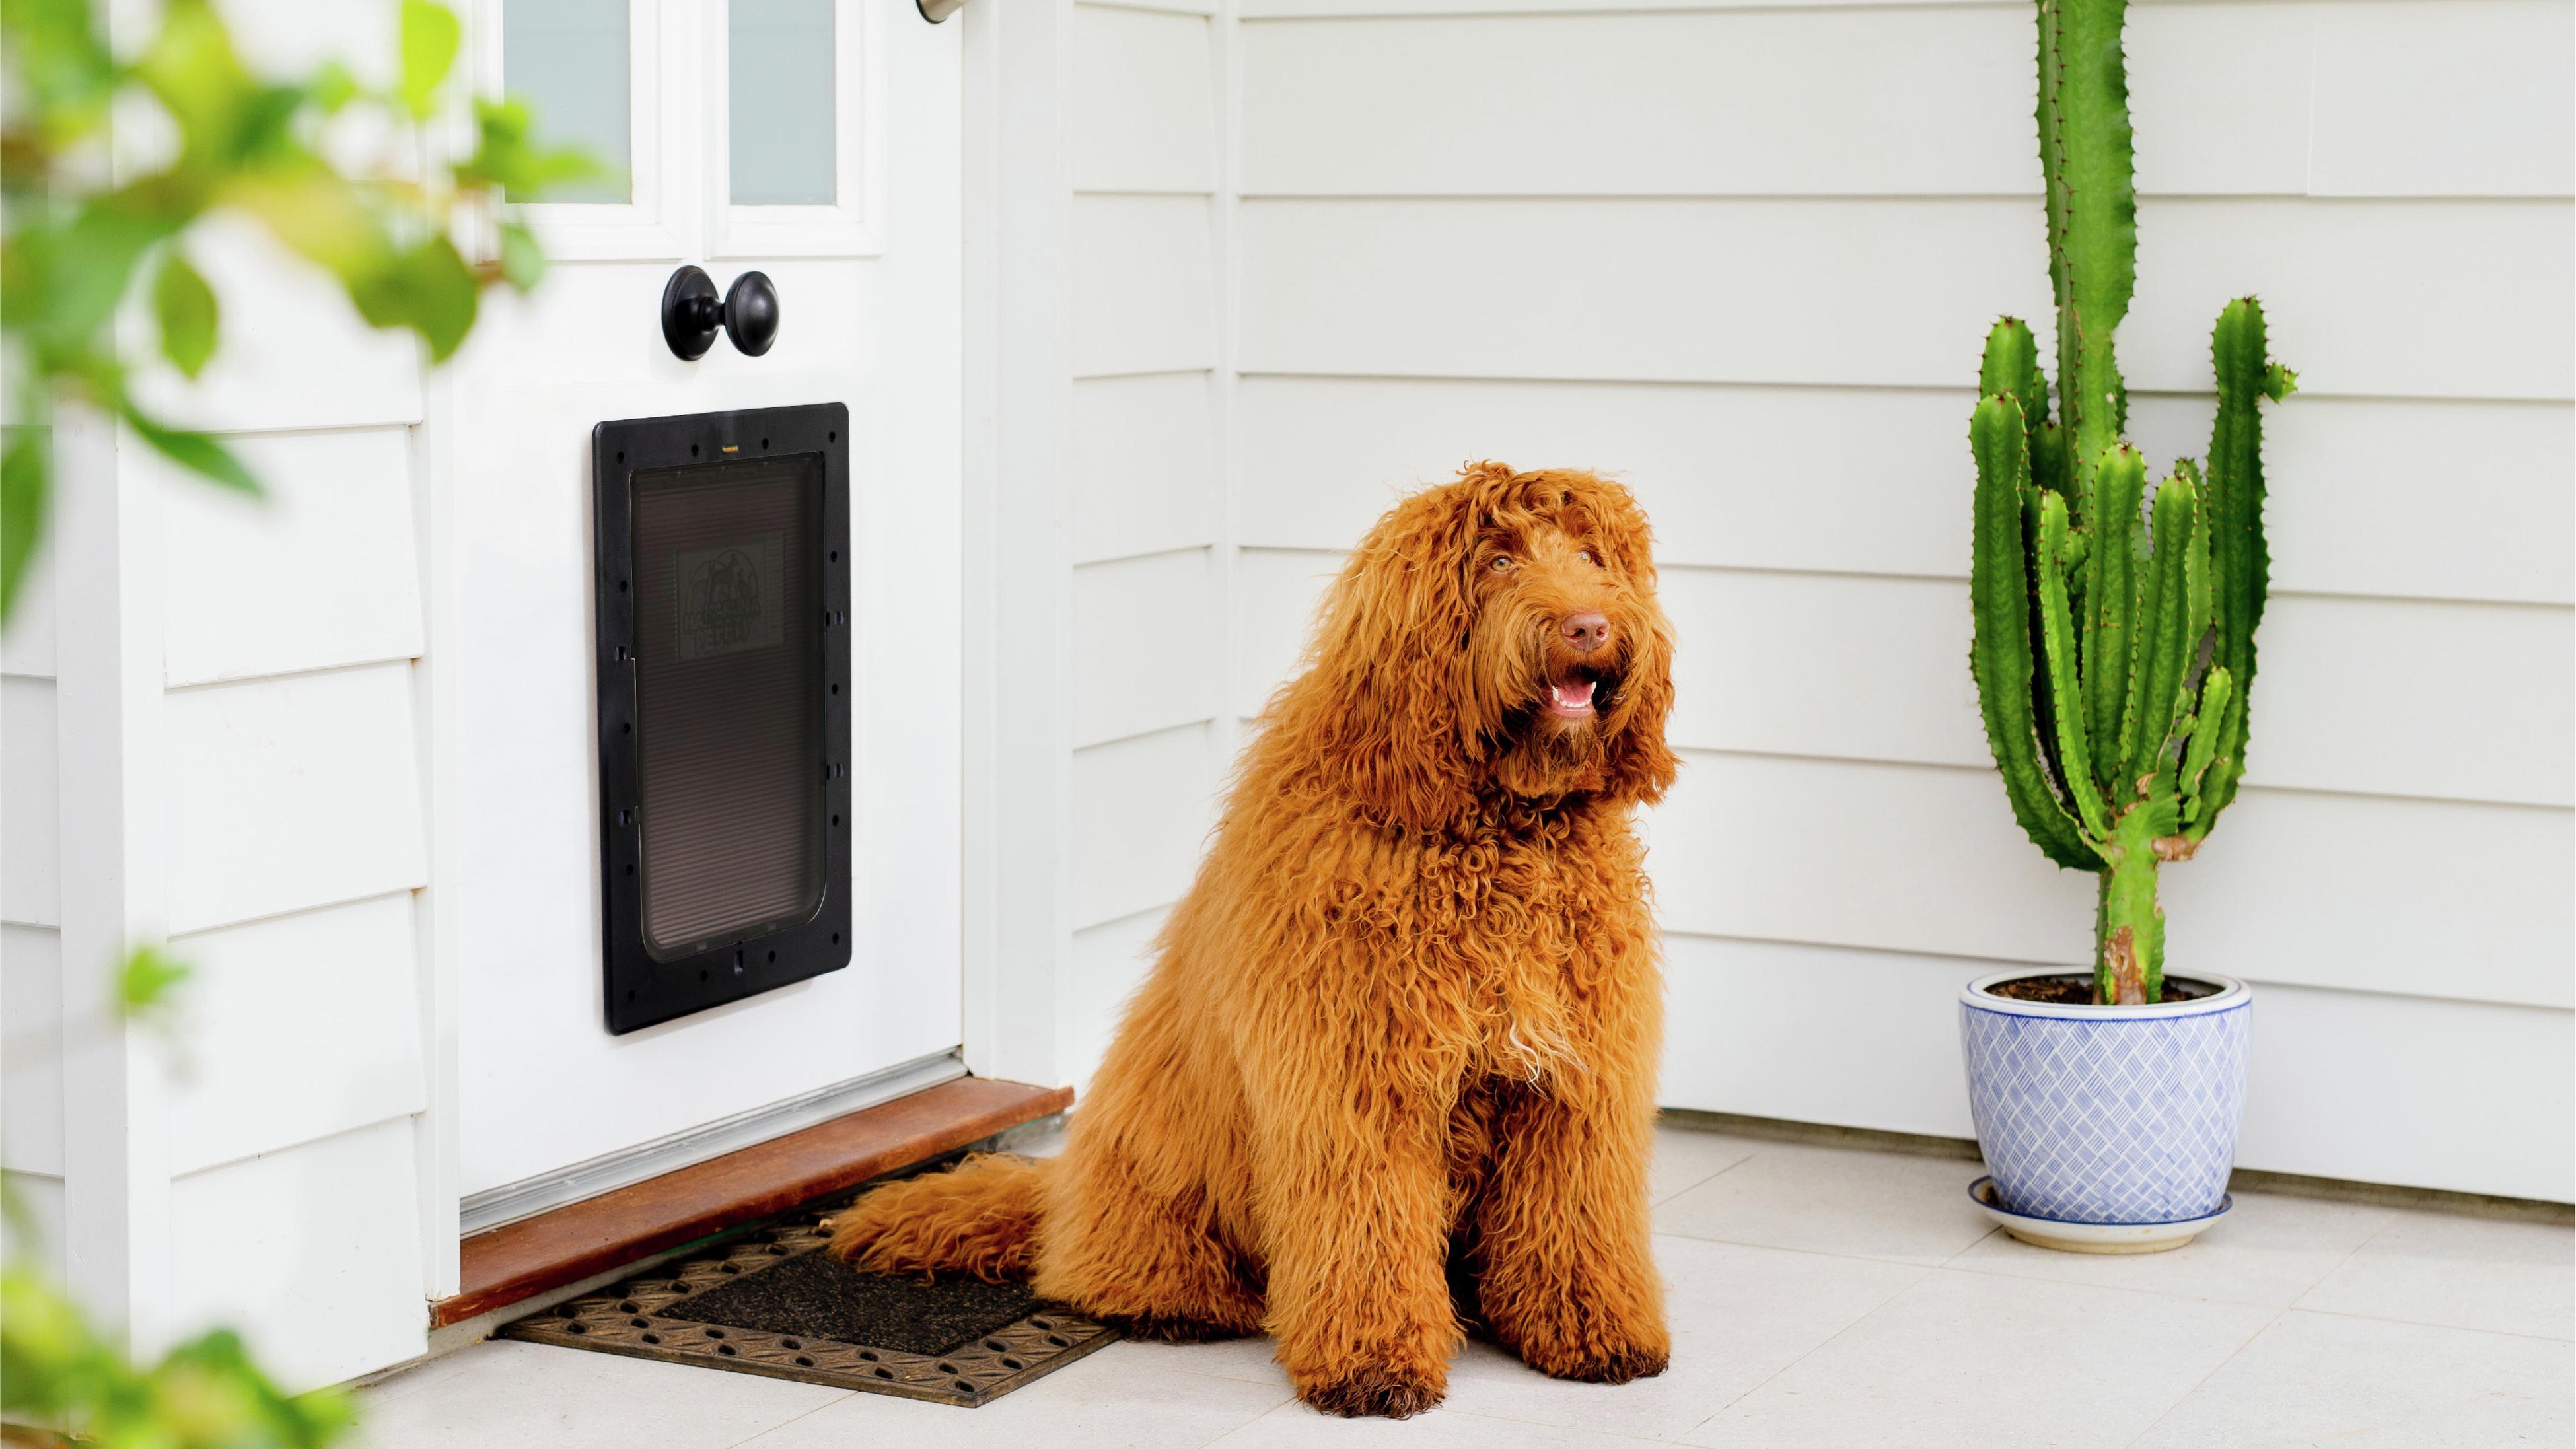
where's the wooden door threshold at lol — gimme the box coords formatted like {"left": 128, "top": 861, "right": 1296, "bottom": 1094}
{"left": 434, "top": 1076, "right": 1070, "bottom": 1329}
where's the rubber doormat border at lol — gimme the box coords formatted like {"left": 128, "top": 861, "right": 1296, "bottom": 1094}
{"left": 498, "top": 1209, "right": 1119, "bottom": 1407}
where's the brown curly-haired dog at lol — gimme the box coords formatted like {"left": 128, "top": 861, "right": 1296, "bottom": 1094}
{"left": 830, "top": 462, "right": 1678, "bottom": 1417}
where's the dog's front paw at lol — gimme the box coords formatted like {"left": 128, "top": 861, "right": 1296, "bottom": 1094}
{"left": 1523, "top": 1339, "right": 1668, "bottom": 1384}
{"left": 1301, "top": 1367, "right": 1446, "bottom": 1419}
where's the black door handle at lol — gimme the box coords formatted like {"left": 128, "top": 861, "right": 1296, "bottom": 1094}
{"left": 661, "top": 266, "right": 780, "bottom": 360}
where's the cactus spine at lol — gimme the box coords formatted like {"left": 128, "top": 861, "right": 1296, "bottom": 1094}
{"left": 1969, "top": 0, "right": 2296, "bottom": 1005}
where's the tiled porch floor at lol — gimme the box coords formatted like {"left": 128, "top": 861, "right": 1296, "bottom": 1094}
{"left": 357, "top": 1126, "right": 2573, "bottom": 1448}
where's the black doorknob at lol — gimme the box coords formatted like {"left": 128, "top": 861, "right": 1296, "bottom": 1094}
{"left": 722, "top": 271, "right": 779, "bottom": 356}
{"left": 659, "top": 266, "right": 781, "bottom": 360}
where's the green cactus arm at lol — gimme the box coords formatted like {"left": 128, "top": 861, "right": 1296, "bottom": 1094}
{"left": 2035, "top": 489, "right": 2112, "bottom": 844}
{"left": 1970, "top": 396, "right": 2100, "bottom": 870}
{"left": 2121, "top": 469, "right": 2196, "bottom": 791}
{"left": 2030, "top": 419, "right": 2071, "bottom": 501}
{"left": 2195, "top": 297, "right": 2287, "bottom": 834}
{"left": 2081, "top": 445, "right": 2146, "bottom": 791}
{"left": 2037, "top": 0, "right": 2135, "bottom": 513}
{"left": 1980, "top": 317, "right": 2044, "bottom": 406}
{"left": 2180, "top": 666, "right": 2233, "bottom": 820}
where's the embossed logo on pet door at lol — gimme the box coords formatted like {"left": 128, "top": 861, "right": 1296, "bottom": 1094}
{"left": 594, "top": 405, "right": 851, "bottom": 1033}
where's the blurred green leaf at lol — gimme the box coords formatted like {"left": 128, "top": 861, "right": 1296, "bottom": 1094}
{"left": 392, "top": 235, "right": 478, "bottom": 361}
{"left": 465, "top": 96, "right": 604, "bottom": 200}
{"left": 497, "top": 220, "right": 544, "bottom": 291}
{"left": 120, "top": 407, "right": 259, "bottom": 496}
{"left": 153, "top": 250, "right": 219, "bottom": 379}
{"left": 115, "top": 946, "right": 192, "bottom": 1022}
{"left": 0, "top": 429, "right": 44, "bottom": 627}
{"left": 397, "top": 0, "right": 460, "bottom": 120}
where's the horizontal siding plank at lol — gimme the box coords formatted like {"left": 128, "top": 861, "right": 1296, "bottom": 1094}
{"left": 1246, "top": 0, "right": 1987, "bottom": 17}
{"left": 0, "top": 925, "right": 61, "bottom": 1175}
{"left": 165, "top": 662, "right": 427, "bottom": 935}
{"left": 2249, "top": 595, "right": 2571, "bottom": 808}
{"left": 1071, "top": 723, "right": 1217, "bottom": 929}
{"left": 127, "top": 215, "right": 421, "bottom": 434}
{"left": 1234, "top": 547, "right": 1341, "bottom": 719}
{"left": 1660, "top": 935, "right": 2574, "bottom": 1203}
{"left": 1661, "top": 569, "right": 2573, "bottom": 808}
{"left": 155, "top": 427, "right": 425, "bottom": 688}
{"left": 1660, "top": 934, "right": 1981, "bottom": 1140}
{"left": 1, "top": 678, "right": 58, "bottom": 927}
{"left": 1238, "top": 197, "right": 2572, "bottom": 400}
{"left": 169, "top": 1118, "right": 426, "bottom": 1392}
{"left": 1238, "top": 548, "right": 2573, "bottom": 808}
{"left": 1075, "top": 5, "right": 1217, "bottom": 194}
{"left": 1238, "top": 378, "right": 2575, "bottom": 606}
{"left": 1071, "top": 548, "right": 1221, "bottom": 747}
{"left": 2307, "top": 1, "right": 2575, "bottom": 198}
{"left": 1245, "top": 3, "right": 2571, "bottom": 201}
{"left": 1073, "top": 372, "right": 1221, "bottom": 564}
{"left": 1645, "top": 750, "right": 2573, "bottom": 1010}
{"left": 2161, "top": 789, "right": 2574, "bottom": 1014}
{"left": 166, "top": 893, "right": 427, "bottom": 1175}
{"left": 1243, "top": 5, "right": 2338, "bottom": 199}
{"left": 2128, "top": 394, "right": 2574, "bottom": 607}
{"left": 1066, "top": 907, "right": 1169, "bottom": 1090}
{"left": 1076, "top": 195, "right": 1218, "bottom": 379}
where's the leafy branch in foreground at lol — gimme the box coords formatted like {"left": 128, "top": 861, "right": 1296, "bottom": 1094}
{"left": 0, "top": 0, "right": 592, "bottom": 623}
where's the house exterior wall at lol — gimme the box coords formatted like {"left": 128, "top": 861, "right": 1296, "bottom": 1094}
{"left": 1057, "top": 0, "right": 1233, "bottom": 1087}
{"left": 8, "top": 0, "right": 443, "bottom": 1388}
{"left": 1048, "top": 0, "right": 2575, "bottom": 1200}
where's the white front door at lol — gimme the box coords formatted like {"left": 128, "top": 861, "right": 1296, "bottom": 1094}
{"left": 439, "top": 0, "right": 963, "bottom": 1216}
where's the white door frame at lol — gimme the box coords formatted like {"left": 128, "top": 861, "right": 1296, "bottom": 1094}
{"left": 957, "top": 0, "right": 1075, "bottom": 1092}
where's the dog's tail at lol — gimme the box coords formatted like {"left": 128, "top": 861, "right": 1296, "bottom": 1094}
{"left": 825, "top": 1152, "right": 1047, "bottom": 1281}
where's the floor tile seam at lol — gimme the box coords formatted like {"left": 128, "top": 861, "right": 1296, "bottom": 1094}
{"left": 1646, "top": 1224, "right": 1983, "bottom": 1270}
{"left": 1421, "top": 1400, "right": 1697, "bottom": 1444}
{"left": 1199, "top": 1398, "right": 1309, "bottom": 1447}
{"left": 1649, "top": 1166, "right": 1732, "bottom": 1208}
{"left": 2279, "top": 1302, "right": 2576, "bottom": 1344}
{"left": 1177, "top": 1386, "right": 1301, "bottom": 1448}
{"left": 1147, "top": 1359, "right": 1295, "bottom": 1390}
{"left": 1927, "top": 1255, "right": 2313, "bottom": 1311}
{"left": 1937, "top": 1224, "right": 2003, "bottom": 1265}
{"left": 1667, "top": 1259, "right": 1943, "bottom": 1444}
{"left": 353, "top": 1347, "right": 515, "bottom": 1410}
{"left": 2277, "top": 1222, "right": 2391, "bottom": 1317}
{"left": 2115, "top": 1304, "right": 2287, "bottom": 1449}
{"left": 715, "top": 1387, "right": 856, "bottom": 1449}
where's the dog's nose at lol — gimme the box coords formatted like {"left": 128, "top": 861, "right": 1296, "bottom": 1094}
{"left": 1562, "top": 612, "right": 1611, "bottom": 653}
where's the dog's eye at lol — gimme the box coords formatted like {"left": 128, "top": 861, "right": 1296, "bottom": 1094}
{"left": 1578, "top": 548, "right": 1598, "bottom": 566}
{"left": 1490, "top": 555, "right": 1513, "bottom": 572}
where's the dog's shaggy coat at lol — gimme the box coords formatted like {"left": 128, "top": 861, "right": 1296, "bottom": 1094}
{"left": 830, "top": 463, "right": 1678, "bottom": 1417}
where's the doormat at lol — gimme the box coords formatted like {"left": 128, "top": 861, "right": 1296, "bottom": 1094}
{"left": 498, "top": 1207, "right": 1118, "bottom": 1406}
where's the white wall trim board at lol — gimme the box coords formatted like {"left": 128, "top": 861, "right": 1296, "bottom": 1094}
{"left": 457, "top": 1049, "right": 967, "bottom": 1236}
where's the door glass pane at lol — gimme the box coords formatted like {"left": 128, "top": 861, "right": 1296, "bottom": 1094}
{"left": 729, "top": 0, "right": 836, "bottom": 205}
{"left": 503, "top": 0, "right": 632, "bottom": 203}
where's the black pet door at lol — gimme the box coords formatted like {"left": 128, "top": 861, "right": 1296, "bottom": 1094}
{"left": 594, "top": 404, "right": 851, "bottom": 1033}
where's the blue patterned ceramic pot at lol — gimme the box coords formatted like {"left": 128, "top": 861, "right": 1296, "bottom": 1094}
{"left": 1959, "top": 967, "right": 2251, "bottom": 1228}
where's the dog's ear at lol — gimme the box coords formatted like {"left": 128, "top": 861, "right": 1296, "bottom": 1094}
{"left": 1600, "top": 612, "right": 1678, "bottom": 806}
{"left": 1581, "top": 477, "right": 1680, "bottom": 807}
{"left": 1294, "top": 479, "right": 1485, "bottom": 832}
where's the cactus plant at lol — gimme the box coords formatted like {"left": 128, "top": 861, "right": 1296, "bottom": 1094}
{"left": 1968, "top": 0, "right": 2295, "bottom": 1005}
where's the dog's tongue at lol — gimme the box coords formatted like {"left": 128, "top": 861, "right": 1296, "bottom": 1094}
{"left": 1550, "top": 679, "right": 1596, "bottom": 712}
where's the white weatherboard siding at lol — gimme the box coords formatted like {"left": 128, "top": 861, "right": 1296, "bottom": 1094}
{"left": 1035, "top": 0, "right": 2574, "bottom": 1200}
{"left": 0, "top": 0, "right": 441, "bottom": 1386}
{"left": 1057, "top": 0, "right": 1230, "bottom": 1089}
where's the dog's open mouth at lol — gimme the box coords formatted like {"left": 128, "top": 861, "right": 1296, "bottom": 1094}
{"left": 1542, "top": 670, "right": 1607, "bottom": 722}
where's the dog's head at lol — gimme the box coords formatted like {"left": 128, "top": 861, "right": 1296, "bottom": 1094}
{"left": 1289, "top": 461, "right": 1677, "bottom": 831}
